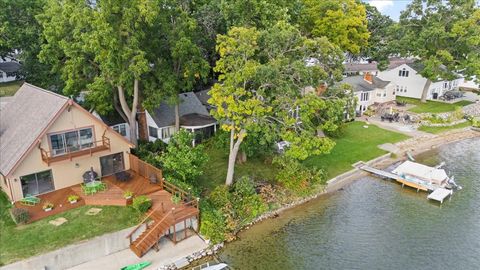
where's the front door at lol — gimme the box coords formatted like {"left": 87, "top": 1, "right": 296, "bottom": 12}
{"left": 20, "top": 170, "right": 55, "bottom": 197}
{"left": 100, "top": 152, "right": 125, "bottom": 176}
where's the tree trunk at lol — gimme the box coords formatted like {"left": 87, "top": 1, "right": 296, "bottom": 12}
{"left": 236, "top": 150, "right": 247, "bottom": 164}
{"left": 137, "top": 104, "right": 148, "bottom": 142}
{"left": 175, "top": 103, "right": 180, "bottom": 131}
{"left": 225, "top": 129, "right": 246, "bottom": 186}
{"left": 420, "top": 79, "right": 432, "bottom": 103}
{"left": 117, "top": 79, "right": 140, "bottom": 146}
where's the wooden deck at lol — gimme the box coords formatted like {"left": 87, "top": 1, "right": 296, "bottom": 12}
{"left": 14, "top": 186, "right": 85, "bottom": 222}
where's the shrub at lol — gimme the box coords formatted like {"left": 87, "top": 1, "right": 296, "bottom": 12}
{"left": 159, "top": 130, "right": 208, "bottom": 184}
{"left": 273, "top": 156, "right": 324, "bottom": 195}
{"left": 171, "top": 193, "right": 182, "bottom": 205}
{"left": 11, "top": 208, "right": 30, "bottom": 224}
{"left": 123, "top": 190, "right": 134, "bottom": 198}
{"left": 199, "top": 201, "right": 227, "bottom": 244}
{"left": 449, "top": 107, "right": 464, "bottom": 121}
{"left": 42, "top": 202, "right": 54, "bottom": 210}
{"left": 132, "top": 195, "right": 152, "bottom": 213}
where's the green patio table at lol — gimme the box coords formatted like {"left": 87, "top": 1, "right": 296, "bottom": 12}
{"left": 85, "top": 181, "right": 103, "bottom": 193}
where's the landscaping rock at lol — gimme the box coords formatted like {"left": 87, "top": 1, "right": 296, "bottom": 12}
{"left": 49, "top": 217, "right": 67, "bottom": 226}
{"left": 85, "top": 208, "right": 102, "bottom": 215}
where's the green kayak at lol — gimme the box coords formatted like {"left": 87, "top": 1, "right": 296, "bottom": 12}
{"left": 120, "top": 261, "right": 152, "bottom": 270}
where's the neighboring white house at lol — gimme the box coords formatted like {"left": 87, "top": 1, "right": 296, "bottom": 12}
{"left": 147, "top": 92, "right": 217, "bottom": 145}
{"left": 376, "top": 62, "right": 463, "bottom": 100}
{"left": 459, "top": 76, "right": 480, "bottom": 90}
{"left": 341, "top": 73, "right": 395, "bottom": 115}
{"left": 92, "top": 111, "right": 132, "bottom": 142}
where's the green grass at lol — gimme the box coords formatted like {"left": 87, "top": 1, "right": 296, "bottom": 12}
{"left": 0, "top": 81, "right": 22, "bottom": 97}
{"left": 397, "top": 96, "right": 472, "bottom": 114}
{"left": 418, "top": 121, "right": 472, "bottom": 134}
{"left": 304, "top": 122, "right": 409, "bottom": 179}
{"left": 198, "top": 147, "right": 278, "bottom": 191}
{"left": 199, "top": 121, "right": 409, "bottom": 190}
{"left": 0, "top": 192, "right": 142, "bottom": 265}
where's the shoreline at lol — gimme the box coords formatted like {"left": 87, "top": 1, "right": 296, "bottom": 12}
{"left": 172, "top": 127, "right": 480, "bottom": 270}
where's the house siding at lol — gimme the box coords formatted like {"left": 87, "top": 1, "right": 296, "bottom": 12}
{"left": 7, "top": 105, "right": 131, "bottom": 202}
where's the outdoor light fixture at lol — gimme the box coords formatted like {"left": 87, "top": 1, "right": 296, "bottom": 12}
{"left": 75, "top": 163, "right": 80, "bottom": 168}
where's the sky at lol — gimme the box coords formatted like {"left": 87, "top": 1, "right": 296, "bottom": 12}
{"left": 365, "top": 0, "right": 413, "bottom": 21}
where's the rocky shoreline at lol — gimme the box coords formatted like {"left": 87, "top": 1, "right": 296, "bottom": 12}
{"left": 161, "top": 128, "right": 480, "bottom": 270}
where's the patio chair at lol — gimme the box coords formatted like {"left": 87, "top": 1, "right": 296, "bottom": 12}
{"left": 20, "top": 195, "right": 40, "bottom": 206}
{"left": 149, "top": 174, "right": 158, "bottom": 184}
{"left": 115, "top": 171, "right": 132, "bottom": 182}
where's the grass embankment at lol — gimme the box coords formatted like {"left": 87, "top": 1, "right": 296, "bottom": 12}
{"left": 200, "top": 121, "right": 409, "bottom": 190}
{"left": 0, "top": 192, "right": 142, "bottom": 265}
{"left": 397, "top": 96, "right": 472, "bottom": 114}
{"left": 418, "top": 121, "right": 472, "bottom": 134}
{"left": 304, "top": 121, "right": 409, "bottom": 179}
{"left": 0, "top": 81, "right": 22, "bottom": 97}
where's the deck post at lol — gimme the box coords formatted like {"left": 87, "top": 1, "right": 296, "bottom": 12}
{"left": 184, "top": 219, "right": 187, "bottom": 239}
{"left": 173, "top": 224, "right": 177, "bottom": 244}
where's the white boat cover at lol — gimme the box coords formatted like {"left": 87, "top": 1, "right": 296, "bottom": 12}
{"left": 392, "top": 161, "right": 448, "bottom": 185}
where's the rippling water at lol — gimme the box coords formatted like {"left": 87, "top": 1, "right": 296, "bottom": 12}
{"left": 219, "top": 138, "right": 480, "bottom": 270}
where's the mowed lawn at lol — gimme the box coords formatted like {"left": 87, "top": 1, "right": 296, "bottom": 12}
{"left": 198, "top": 147, "right": 278, "bottom": 192}
{"left": 397, "top": 96, "right": 472, "bottom": 113}
{"left": 199, "top": 121, "right": 409, "bottom": 190}
{"left": 0, "top": 192, "right": 142, "bottom": 265}
{"left": 0, "top": 81, "right": 22, "bottom": 97}
{"left": 304, "top": 121, "right": 409, "bottom": 178}
{"left": 418, "top": 121, "right": 472, "bottom": 134}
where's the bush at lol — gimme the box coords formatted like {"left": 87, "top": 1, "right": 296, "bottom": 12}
{"left": 11, "top": 208, "right": 30, "bottom": 224}
{"left": 273, "top": 156, "right": 325, "bottom": 195}
{"left": 159, "top": 130, "right": 208, "bottom": 184}
{"left": 132, "top": 195, "right": 152, "bottom": 213}
{"left": 199, "top": 201, "right": 227, "bottom": 244}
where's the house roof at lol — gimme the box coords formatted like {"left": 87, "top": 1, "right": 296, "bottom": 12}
{"left": 150, "top": 92, "right": 214, "bottom": 128}
{"left": 0, "top": 83, "right": 133, "bottom": 176}
{"left": 341, "top": 75, "right": 391, "bottom": 92}
{"left": 180, "top": 113, "right": 217, "bottom": 127}
{"left": 392, "top": 161, "right": 448, "bottom": 185}
{"left": 0, "top": 61, "right": 21, "bottom": 73}
{"left": 343, "top": 58, "right": 416, "bottom": 73}
{"left": 194, "top": 89, "right": 211, "bottom": 107}
{"left": 0, "top": 83, "right": 69, "bottom": 176}
{"left": 97, "top": 110, "right": 126, "bottom": 126}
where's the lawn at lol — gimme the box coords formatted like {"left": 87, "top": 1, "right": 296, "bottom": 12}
{"left": 198, "top": 146, "right": 278, "bottom": 191}
{"left": 0, "top": 192, "right": 142, "bottom": 265}
{"left": 397, "top": 96, "right": 472, "bottom": 114}
{"left": 418, "top": 121, "right": 472, "bottom": 134}
{"left": 199, "top": 121, "right": 409, "bottom": 190}
{"left": 0, "top": 81, "right": 22, "bottom": 97}
{"left": 304, "top": 121, "right": 409, "bottom": 179}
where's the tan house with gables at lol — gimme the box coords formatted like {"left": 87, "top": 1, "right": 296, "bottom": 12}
{"left": 0, "top": 83, "right": 133, "bottom": 202}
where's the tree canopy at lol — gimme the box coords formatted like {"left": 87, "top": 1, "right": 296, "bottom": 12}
{"left": 209, "top": 22, "right": 352, "bottom": 185}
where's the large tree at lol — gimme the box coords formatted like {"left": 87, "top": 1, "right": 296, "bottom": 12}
{"left": 38, "top": 0, "right": 163, "bottom": 145}
{"left": 396, "top": 0, "right": 480, "bottom": 102}
{"left": 209, "top": 22, "right": 352, "bottom": 185}
{"left": 301, "top": 0, "right": 370, "bottom": 55}
{"left": 0, "top": 0, "right": 60, "bottom": 88}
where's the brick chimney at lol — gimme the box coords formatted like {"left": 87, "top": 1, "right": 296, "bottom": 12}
{"left": 364, "top": 72, "right": 373, "bottom": 84}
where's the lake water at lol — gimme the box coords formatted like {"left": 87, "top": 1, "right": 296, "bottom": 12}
{"left": 219, "top": 138, "right": 480, "bottom": 270}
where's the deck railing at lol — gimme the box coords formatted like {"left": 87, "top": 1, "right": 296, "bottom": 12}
{"left": 128, "top": 154, "right": 163, "bottom": 187}
{"left": 40, "top": 135, "right": 110, "bottom": 165}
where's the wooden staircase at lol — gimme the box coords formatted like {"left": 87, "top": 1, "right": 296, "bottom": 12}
{"left": 129, "top": 210, "right": 173, "bottom": 257}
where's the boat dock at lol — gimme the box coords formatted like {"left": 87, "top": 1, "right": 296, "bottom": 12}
{"left": 427, "top": 188, "right": 453, "bottom": 204}
{"left": 358, "top": 162, "right": 454, "bottom": 203}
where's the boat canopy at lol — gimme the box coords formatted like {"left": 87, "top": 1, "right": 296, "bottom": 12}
{"left": 392, "top": 161, "right": 448, "bottom": 185}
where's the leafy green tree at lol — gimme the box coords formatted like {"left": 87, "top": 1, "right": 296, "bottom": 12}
{"left": 209, "top": 22, "right": 350, "bottom": 185}
{"left": 159, "top": 130, "right": 208, "bottom": 184}
{"left": 359, "top": 3, "right": 395, "bottom": 68}
{"left": 301, "top": 0, "right": 370, "bottom": 55}
{"left": 395, "top": 0, "right": 480, "bottom": 102}
{"left": 38, "top": 0, "right": 162, "bottom": 145}
{"left": 0, "top": 0, "right": 60, "bottom": 88}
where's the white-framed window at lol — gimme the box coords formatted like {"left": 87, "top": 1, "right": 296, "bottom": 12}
{"left": 360, "top": 92, "right": 369, "bottom": 101}
{"left": 49, "top": 127, "right": 94, "bottom": 156}
{"left": 159, "top": 126, "right": 176, "bottom": 140}
{"left": 112, "top": 123, "right": 127, "bottom": 137}
{"left": 148, "top": 126, "right": 158, "bottom": 138}
{"left": 398, "top": 68, "right": 409, "bottom": 77}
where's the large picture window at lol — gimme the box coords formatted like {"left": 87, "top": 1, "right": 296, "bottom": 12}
{"left": 49, "top": 127, "right": 94, "bottom": 156}
{"left": 21, "top": 170, "right": 54, "bottom": 196}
